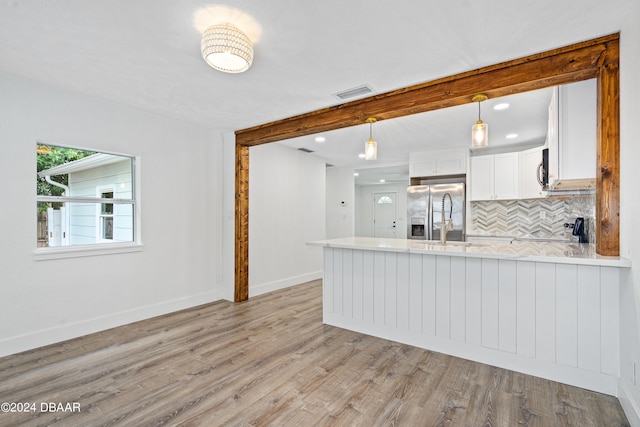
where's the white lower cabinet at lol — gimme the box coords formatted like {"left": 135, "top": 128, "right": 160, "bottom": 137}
{"left": 470, "top": 153, "right": 518, "bottom": 200}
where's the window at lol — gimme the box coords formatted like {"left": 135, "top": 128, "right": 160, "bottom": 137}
{"left": 377, "top": 196, "right": 393, "bottom": 204}
{"left": 36, "top": 144, "right": 137, "bottom": 253}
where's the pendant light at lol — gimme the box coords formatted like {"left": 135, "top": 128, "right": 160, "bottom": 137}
{"left": 364, "top": 117, "right": 377, "bottom": 160}
{"left": 471, "top": 94, "right": 489, "bottom": 147}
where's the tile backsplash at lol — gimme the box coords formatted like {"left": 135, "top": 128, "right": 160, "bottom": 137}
{"left": 470, "top": 194, "right": 596, "bottom": 242}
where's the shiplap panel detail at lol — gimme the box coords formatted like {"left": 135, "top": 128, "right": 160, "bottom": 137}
{"left": 408, "top": 253, "right": 423, "bottom": 333}
{"left": 322, "top": 248, "right": 621, "bottom": 394}
{"left": 450, "top": 257, "right": 466, "bottom": 343}
{"left": 397, "top": 254, "right": 410, "bottom": 331}
{"left": 384, "top": 252, "right": 398, "bottom": 328}
{"left": 373, "top": 252, "right": 386, "bottom": 326}
{"left": 577, "top": 265, "right": 601, "bottom": 372}
{"left": 465, "top": 258, "right": 483, "bottom": 346}
{"left": 600, "top": 267, "right": 620, "bottom": 376}
{"left": 481, "top": 259, "right": 499, "bottom": 349}
{"left": 422, "top": 255, "right": 437, "bottom": 336}
{"left": 352, "top": 250, "right": 364, "bottom": 320}
{"left": 436, "top": 256, "right": 452, "bottom": 340}
{"left": 324, "top": 249, "right": 334, "bottom": 314}
{"left": 362, "top": 250, "right": 375, "bottom": 323}
{"left": 535, "top": 263, "right": 556, "bottom": 362}
{"left": 333, "top": 248, "right": 344, "bottom": 317}
{"left": 556, "top": 264, "right": 578, "bottom": 367}
{"left": 516, "top": 261, "right": 536, "bottom": 358}
{"left": 342, "top": 249, "right": 353, "bottom": 319}
{"left": 498, "top": 260, "right": 517, "bottom": 354}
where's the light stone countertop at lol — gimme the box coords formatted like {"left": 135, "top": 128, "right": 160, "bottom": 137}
{"left": 307, "top": 236, "right": 630, "bottom": 268}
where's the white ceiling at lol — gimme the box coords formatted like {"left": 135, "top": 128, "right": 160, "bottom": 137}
{"left": 0, "top": 0, "right": 631, "bottom": 184}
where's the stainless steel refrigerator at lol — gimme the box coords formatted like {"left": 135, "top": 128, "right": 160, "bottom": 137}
{"left": 407, "top": 180, "right": 466, "bottom": 242}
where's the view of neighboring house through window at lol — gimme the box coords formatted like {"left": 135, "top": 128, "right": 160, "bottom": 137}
{"left": 36, "top": 144, "right": 135, "bottom": 248}
{"left": 99, "top": 189, "right": 114, "bottom": 241}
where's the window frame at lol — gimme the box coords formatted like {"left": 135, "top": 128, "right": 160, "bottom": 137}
{"left": 34, "top": 143, "right": 143, "bottom": 260}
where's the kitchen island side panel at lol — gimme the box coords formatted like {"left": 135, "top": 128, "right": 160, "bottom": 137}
{"left": 321, "top": 247, "right": 620, "bottom": 396}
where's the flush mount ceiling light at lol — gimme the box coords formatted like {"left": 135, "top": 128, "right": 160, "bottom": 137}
{"left": 471, "top": 94, "right": 489, "bottom": 148}
{"left": 201, "top": 22, "right": 253, "bottom": 73}
{"left": 364, "top": 117, "right": 378, "bottom": 160}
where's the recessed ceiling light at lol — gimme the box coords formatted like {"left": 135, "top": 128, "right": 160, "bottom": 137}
{"left": 493, "top": 103, "right": 510, "bottom": 110}
{"left": 358, "top": 153, "right": 366, "bottom": 158}
{"left": 315, "top": 136, "right": 326, "bottom": 143}
{"left": 379, "top": 179, "right": 386, "bottom": 183}
{"left": 354, "top": 172, "right": 359, "bottom": 176}
{"left": 506, "top": 133, "right": 518, "bottom": 139}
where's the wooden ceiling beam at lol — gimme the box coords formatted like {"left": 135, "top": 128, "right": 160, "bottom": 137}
{"left": 235, "top": 34, "right": 618, "bottom": 147}
{"left": 233, "top": 33, "right": 620, "bottom": 301}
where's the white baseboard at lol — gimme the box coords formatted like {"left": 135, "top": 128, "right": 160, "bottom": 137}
{"left": 0, "top": 290, "right": 221, "bottom": 358}
{"left": 250, "top": 271, "right": 322, "bottom": 297}
{"left": 619, "top": 379, "right": 640, "bottom": 427}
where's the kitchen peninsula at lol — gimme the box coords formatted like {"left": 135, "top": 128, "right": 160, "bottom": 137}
{"left": 308, "top": 237, "right": 630, "bottom": 396}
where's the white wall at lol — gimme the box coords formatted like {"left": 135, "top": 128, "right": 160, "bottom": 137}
{"left": 248, "top": 144, "right": 325, "bottom": 296}
{"left": 355, "top": 183, "right": 409, "bottom": 238}
{"left": 0, "top": 72, "right": 223, "bottom": 357}
{"left": 618, "top": 6, "right": 640, "bottom": 425}
{"left": 326, "top": 167, "right": 355, "bottom": 239}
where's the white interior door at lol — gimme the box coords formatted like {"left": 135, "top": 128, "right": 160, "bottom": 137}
{"left": 373, "top": 192, "right": 398, "bottom": 238}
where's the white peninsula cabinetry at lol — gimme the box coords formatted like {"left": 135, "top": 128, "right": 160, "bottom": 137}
{"left": 409, "top": 148, "right": 467, "bottom": 178}
{"left": 470, "top": 152, "right": 518, "bottom": 200}
{"left": 309, "top": 237, "right": 630, "bottom": 397}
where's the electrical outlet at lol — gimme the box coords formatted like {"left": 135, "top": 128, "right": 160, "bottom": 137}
{"left": 539, "top": 211, "right": 546, "bottom": 219}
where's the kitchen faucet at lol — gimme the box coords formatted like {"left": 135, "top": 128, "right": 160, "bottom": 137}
{"left": 441, "top": 192, "right": 453, "bottom": 244}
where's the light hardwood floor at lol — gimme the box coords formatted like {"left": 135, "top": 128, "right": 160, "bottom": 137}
{"left": 0, "top": 280, "right": 630, "bottom": 426}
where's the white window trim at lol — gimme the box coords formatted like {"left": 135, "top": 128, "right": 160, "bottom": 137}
{"left": 35, "top": 145, "right": 142, "bottom": 260}
{"left": 34, "top": 242, "right": 144, "bottom": 261}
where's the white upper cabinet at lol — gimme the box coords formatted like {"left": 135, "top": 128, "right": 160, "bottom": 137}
{"left": 547, "top": 79, "right": 597, "bottom": 190}
{"left": 409, "top": 148, "right": 467, "bottom": 178}
{"left": 518, "top": 146, "right": 546, "bottom": 199}
{"left": 470, "top": 152, "right": 518, "bottom": 201}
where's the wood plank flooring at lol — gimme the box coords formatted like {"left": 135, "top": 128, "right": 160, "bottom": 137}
{"left": 0, "top": 280, "right": 630, "bottom": 426}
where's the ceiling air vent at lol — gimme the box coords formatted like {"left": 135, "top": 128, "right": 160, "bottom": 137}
{"left": 297, "top": 148, "right": 314, "bottom": 153}
{"left": 334, "top": 84, "right": 374, "bottom": 101}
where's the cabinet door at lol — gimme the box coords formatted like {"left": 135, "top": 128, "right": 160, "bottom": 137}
{"left": 409, "top": 159, "right": 437, "bottom": 177}
{"left": 436, "top": 151, "right": 466, "bottom": 175}
{"left": 493, "top": 153, "right": 518, "bottom": 200}
{"left": 518, "top": 147, "right": 545, "bottom": 199}
{"left": 470, "top": 156, "right": 494, "bottom": 201}
{"left": 559, "top": 79, "right": 596, "bottom": 180}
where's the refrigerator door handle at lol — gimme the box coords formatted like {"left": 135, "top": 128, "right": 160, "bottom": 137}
{"left": 427, "top": 190, "right": 433, "bottom": 240}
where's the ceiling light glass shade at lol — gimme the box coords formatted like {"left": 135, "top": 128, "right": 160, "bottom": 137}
{"left": 472, "top": 120, "right": 488, "bottom": 147}
{"left": 201, "top": 23, "right": 253, "bottom": 73}
{"left": 364, "top": 117, "right": 378, "bottom": 160}
{"left": 471, "top": 94, "right": 489, "bottom": 147}
{"left": 365, "top": 137, "right": 377, "bottom": 160}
